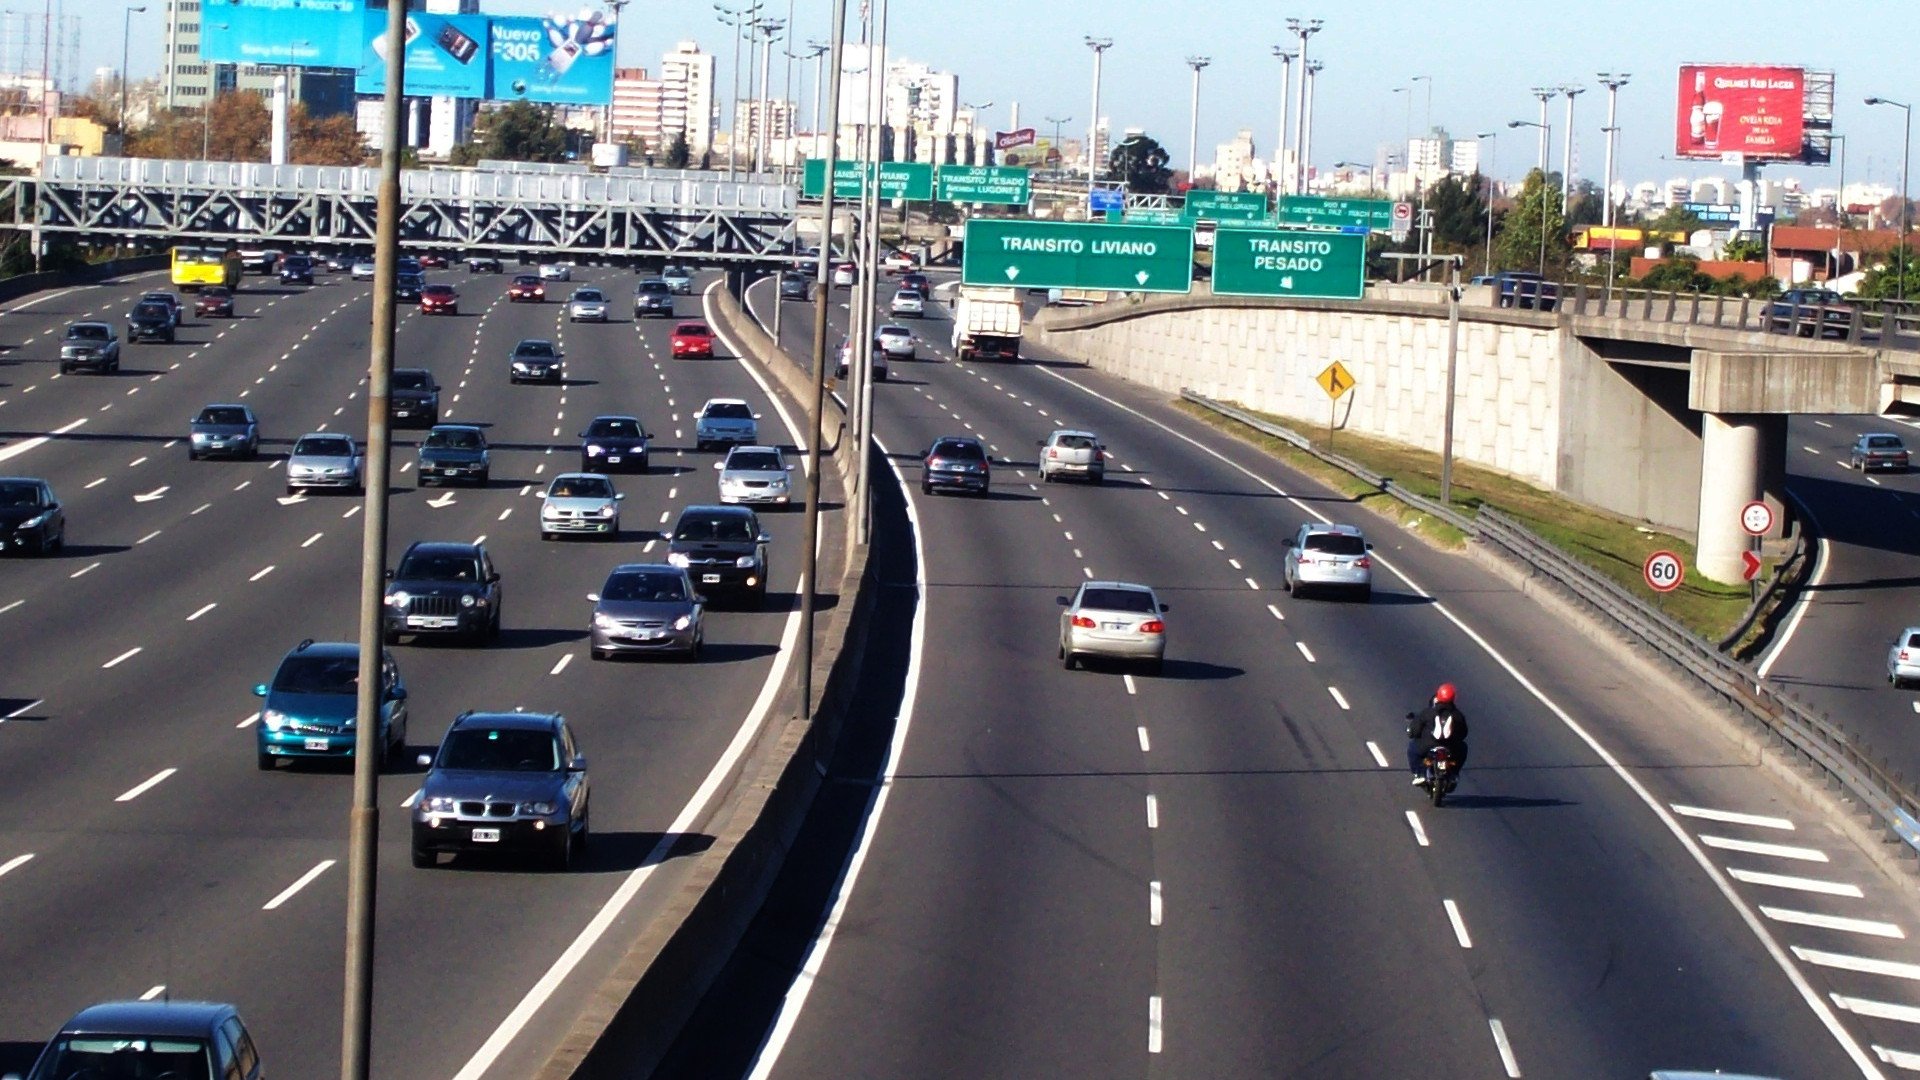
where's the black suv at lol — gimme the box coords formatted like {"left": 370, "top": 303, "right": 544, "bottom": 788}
{"left": 390, "top": 367, "right": 440, "bottom": 427}
{"left": 922, "top": 435, "right": 990, "bottom": 496}
{"left": 410, "top": 710, "right": 590, "bottom": 869}
{"left": 634, "top": 278, "right": 675, "bottom": 318}
{"left": 417, "top": 424, "right": 490, "bottom": 486}
{"left": 579, "top": 414, "right": 651, "bottom": 472}
{"left": 667, "top": 504, "right": 770, "bottom": 608}
{"left": 279, "top": 254, "right": 314, "bottom": 285}
{"left": 509, "top": 338, "right": 564, "bottom": 384}
{"left": 395, "top": 271, "right": 425, "bottom": 302}
{"left": 383, "top": 541, "right": 502, "bottom": 644}
{"left": 126, "top": 301, "right": 175, "bottom": 343}
{"left": 466, "top": 255, "right": 504, "bottom": 273}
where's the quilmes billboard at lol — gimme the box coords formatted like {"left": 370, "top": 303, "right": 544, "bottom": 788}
{"left": 354, "top": 12, "right": 490, "bottom": 99}
{"left": 202, "top": 0, "right": 365, "bottom": 68}
{"left": 1675, "top": 64, "right": 1812, "bottom": 162}
{"left": 488, "top": 13, "right": 617, "bottom": 107}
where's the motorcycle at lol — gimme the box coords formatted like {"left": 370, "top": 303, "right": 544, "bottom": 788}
{"left": 1422, "top": 745, "right": 1459, "bottom": 807}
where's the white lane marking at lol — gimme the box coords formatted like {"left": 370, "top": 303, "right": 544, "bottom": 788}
{"left": 4, "top": 699, "right": 42, "bottom": 720}
{"left": 1327, "top": 686, "right": 1350, "bottom": 710}
{"left": 139, "top": 985, "right": 166, "bottom": 1002}
{"left": 235, "top": 480, "right": 250, "bottom": 491}
{"left": 1366, "top": 741, "right": 1390, "bottom": 768}
{"left": 1815, "top": 419, "right": 1833, "bottom": 427}
{"left": 344, "top": 505, "right": 360, "bottom": 518}
{"left": 1760, "top": 907, "right": 1903, "bottom": 937}
{"left": 1443, "top": 899, "right": 1473, "bottom": 948}
{"left": 1267, "top": 604, "right": 1284, "bottom": 621}
{"left": 1146, "top": 795, "right": 1158, "bottom": 829}
{"left": 1083, "top": 567, "right": 1093, "bottom": 579}
{"left": 1405, "top": 810, "right": 1430, "bottom": 847}
{"left": 643, "top": 539, "right": 656, "bottom": 553}
{"left": 102, "top": 647, "right": 142, "bottom": 669}
{"left": 0, "top": 853, "right": 32, "bottom": 878}
{"left": 0, "top": 600, "right": 19, "bottom": 615}
{"left": 262, "top": 859, "right": 336, "bottom": 910}
{"left": 115, "top": 768, "right": 177, "bottom": 803}
{"left": 498, "top": 507, "right": 513, "bottom": 521}
{"left": 401, "top": 790, "right": 421, "bottom": 809}
{"left": 1875, "top": 1044, "right": 1920, "bottom": 1070}
{"left": 84, "top": 477, "right": 106, "bottom": 489}
{"left": 302, "top": 532, "right": 324, "bottom": 548}
{"left": 1295, "top": 641, "right": 1316, "bottom": 663}
{"left": 1671, "top": 805, "right": 1795, "bottom": 830}
{"left": 192, "top": 503, "right": 212, "bottom": 515}
{"left": 1728, "top": 868, "right": 1863, "bottom": 897}
{"left": 1795, "top": 947, "right": 1920, "bottom": 982}
{"left": 1148, "top": 996, "right": 1162, "bottom": 1054}
{"left": 128, "top": 455, "right": 147, "bottom": 467}
{"left": 1175, "top": 505, "right": 1189, "bottom": 516}
{"left": 1149, "top": 881, "right": 1163, "bottom": 926}
{"left": 250, "top": 565, "right": 276, "bottom": 582}
{"left": 1488, "top": 1019, "right": 1522, "bottom": 1078}
{"left": 1137, "top": 726, "right": 1151, "bottom": 752}
{"left": 1245, "top": 577, "right": 1260, "bottom": 590}
{"left": 137, "top": 530, "right": 161, "bottom": 545}
{"left": 237, "top": 712, "right": 259, "bottom": 729}
{"left": 1700, "top": 835, "right": 1829, "bottom": 862}
{"left": 1123, "top": 674, "right": 1137, "bottom": 695}
{"left": 1803, "top": 445, "right": 1821, "bottom": 455}
{"left": 186, "top": 603, "right": 217, "bottom": 622}
{"left": 0, "top": 417, "right": 88, "bottom": 465}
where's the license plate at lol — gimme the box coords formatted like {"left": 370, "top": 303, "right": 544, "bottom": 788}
{"left": 607, "top": 455, "right": 622, "bottom": 463}
{"left": 1103, "top": 622, "right": 1127, "bottom": 631}
{"left": 471, "top": 828, "right": 500, "bottom": 843}
{"left": 702, "top": 573, "right": 722, "bottom": 583}
{"left": 304, "top": 738, "right": 329, "bottom": 751}
{"left": 409, "top": 616, "right": 455, "bottom": 629}
{"left": 627, "top": 630, "right": 661, "bottom": 640}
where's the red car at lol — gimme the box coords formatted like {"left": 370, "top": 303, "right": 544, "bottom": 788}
{"left": 670, "top": 321, "right": 715, "bottom": 358}
{"left": 194, "top": 287, "right": 235, "bottom": 318}
{"left": 507, "top": 275, "right": 545, "bottom": 303}
{"left": 418, "top": 252, "right": 449, "bottom": 268}
{"left": 420, "top": 283, "right": 459, "bottom": 315}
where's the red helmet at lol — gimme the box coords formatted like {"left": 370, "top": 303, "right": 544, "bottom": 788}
{"left": 1434, "top": 683, "right": 1457, "bottom": 705}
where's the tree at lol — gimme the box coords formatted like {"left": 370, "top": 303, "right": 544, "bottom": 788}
{"left": 205, "top": 91, "right": 270, "bottom": 161}
{"left": 288, "top": 104, "right": 367, "bottom": 165}
{"left": 451, "top": 101, "right": 567, "bottom": 166}
{"left": 1492, "top": 168, "right": 1568, "bottom": 274}
{"left": 664, "top": 130, "right": 691, "bottom": 169}
{"left": 1564, "top": 179, "right": 1604, "bottom": 230}
{"left": 127, "top": 107, "right": 207, "bottom": 160}
{"left": 1721, "top": 236, "right": 1766, "bottom": 262}
{"left": 1107, "top": 133, "right": 1172, "bottom": 194}
{"left": 1425, "top": 174, "right": 1487, "bottom": 251}
{"left": 1856, "top": 245, "right": 1920, "bottom": 300}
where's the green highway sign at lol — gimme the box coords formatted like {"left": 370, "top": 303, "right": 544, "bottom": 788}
{"left": 1183, "top": 189, "right": 1269, "bottom": 221}
{"left": 1122, "top": 208, "right": 1186, "bottom": 225}
{"left": 1211, "top": 227, "right": 1367, "bottom": 300}
{"left": 962, "top": 218, "right": 1195, "bottom": 293}
{"left": 801, "top": 159, "right": 936, "bottom": 200}
{"left": 935, "top": 164, "right": 1031, "bottom": 204}
{"left": 1276, "top": 195, "right": 1395, "bottom": 230}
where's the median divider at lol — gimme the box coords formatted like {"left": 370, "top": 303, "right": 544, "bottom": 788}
{"left": 0, "top": 253, "right": 171, "bottom": 308}
{"left": 533, "top": 284, "right": 873, "bottom": 1079}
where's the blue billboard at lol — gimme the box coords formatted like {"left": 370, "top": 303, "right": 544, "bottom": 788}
{"left": 488, "top": 13, "right": 616, "bottom": 107}
{"left": 201, "top": 0, "right": 364, "bottom": 69}
{"left": 355, "top": 11, "right": 490, "bottom": 99}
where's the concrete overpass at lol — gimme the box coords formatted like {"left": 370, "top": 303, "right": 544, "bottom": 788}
{"left": 1028, "top": 285, "right": 1900, "bottom": 583}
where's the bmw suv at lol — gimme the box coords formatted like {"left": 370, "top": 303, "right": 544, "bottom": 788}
{"left": 383, "top": 540, "right": 502, "bottom": 643}
{"left": 253, "top": 640, "right": 409, "bottom": 770}
{"left": 667, "top": 504, "right": 770, "bottom": 608}
{"left": 411, "top": 710, "right": 590, "bottom": 869}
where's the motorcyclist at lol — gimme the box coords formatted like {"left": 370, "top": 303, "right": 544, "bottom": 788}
{"left": 1406, "top": 682, "right": 1469, "bottom": 786}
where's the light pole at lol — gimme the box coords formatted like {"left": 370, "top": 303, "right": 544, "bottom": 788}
{"left": 1597, "top": 73, "right": 1630, "bottom": 227}
{"left": 1831, "top": 132, "right": 1848, "bottom": 228}
{"left": 1271, "top": 46, "right": 1295, "bottom": 193}
{"left": 600, "top": 0, "right": 630, "bottom": 147}
{"left": 715, "top": 1, "right": 763, "bottom": 178}
{"left": 1477, "top": 131, "right": 1497, "bottom": 273}
{"left": 1286, "top": 17, "right": 1322, "bottom": 194}
{"left": 1044, "top": 115, "right": 1072, "bottom": 179}
{"left": 1866, "top": 95, "right": 1912, "bottom": 301}
{"left": 806, "top": 41, "right": 829, "bottom": 160}
{"left": 1184, "top": 57, "right": 1209, "bottom": 185}
{"left": 119, "top": 5, "right": 146, "bottom": 142}
{"left": 1511, "top": 118, "right": 1551, "bottom": 276}
{"left": 1302, "top": 60, "right": 1322, "bottom": 194}
{"left": 1530, "top": 86, "right": 1554, "bottom": 171}
{"left": 963, "top": 99, "right": 992, "bottom": 166}
{"left": 1084, "top": 37, "right": 1111, "bottom": 195}
{"left": 1411, "top": 74, "right": 1431, "bottom": 256}
{"left": 1559, "top": 83, "right": 1585, "bottom": 214}
{"left": 754, "top": 18, "right": 784, "bottom": 174}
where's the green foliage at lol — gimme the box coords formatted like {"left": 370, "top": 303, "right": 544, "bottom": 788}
{"left": 926, "top": 201, "right": 961, "bottom": 225}
{"left": 1636, "top": 203, "right": 1705, "bottom": 241}
{"left": 1492, "top": 169, "right": 1568, "bottom": 274}
{"left": 454, "top": 101, "right": 567, "bottom": 166}
{"left": 665, "top": 130, "right": 691, "bottom": 169}
{"left": 1856, "top": 245, "right": 1920, "bottom": 300}
{"left": 1564, "top": 180, "right": 1604, "bottom": 230}
{"left": 1426, "top": 174, "right": 1487, "bottom": 250}
{"left": 1721, "top": 236, "right": 1765, "bottom": 262}
{"left": 1108, "top": 133, "right": 1172, "bottom": 194}
{"left": 1631, "top": 254, "right": 1780, "bottom": 298}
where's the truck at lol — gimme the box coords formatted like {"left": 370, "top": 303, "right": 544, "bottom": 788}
{"left": 951, "top": 286, "right": 1023, "bottom": 362}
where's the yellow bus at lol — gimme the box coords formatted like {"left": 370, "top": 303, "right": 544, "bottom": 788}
{"left": 171, "top": 245, "right": 241, "bottom": 292}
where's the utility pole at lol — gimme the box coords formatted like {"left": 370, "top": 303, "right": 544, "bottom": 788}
{"left": 1477, "top": 131, "right": 1497, "bottom": 273}
{"left": 1412, "top": 74, "right": 1431, "bottom": 259}
{"left": 601, "top": 0, "right": 629, "bottom": 147}
{"left": 1085, "top": 36, "right": 1111, "bottom": 198}
{"left": 851, "top": 0, "right": 890, "bottom": 545}
{"left": 120, "top": 6, "right": 147, "bottom": 145}
{"left": 1510, "top": 118, "right": 1551, "bottom": 277}
{"left": 807, "top": 41, "right": 828, "bottom": 161}
{"left": 1184, "top": 56, "right": 1210, "bottom": 184}
{"left": 1560, "top": 83, "right": 1585, "bottom": 214}
{"left": 1302, "top": 60, "right": 1322, "bottom": 194}
{"left": 1597, "top": 73, "right": 1630, "bottom": 227}
{"left": 1271, "top": 46, "right": 1295, "bottom": 197}
{"left": 1286, "top": 17, "right": 1322, "bottom": 194}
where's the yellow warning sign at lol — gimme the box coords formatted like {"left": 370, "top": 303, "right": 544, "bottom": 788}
{"left": 1316, "top": 360, "right": 1356, "bottom": 401}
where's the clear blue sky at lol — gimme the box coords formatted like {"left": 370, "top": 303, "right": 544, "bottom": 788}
{"left": 94, "top": 0, "right": 1913, "bottom": 189}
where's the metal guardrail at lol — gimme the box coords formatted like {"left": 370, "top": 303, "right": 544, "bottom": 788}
{"left": 1183, "top": 388, "right": 1920, "bottom": 859}
{"left": 1543, "top": 279, "right": 1920, "bottom": 352}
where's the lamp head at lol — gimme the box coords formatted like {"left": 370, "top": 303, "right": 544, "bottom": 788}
{"left": 1867, "top": 96, "right": 1883, "bottom": 106}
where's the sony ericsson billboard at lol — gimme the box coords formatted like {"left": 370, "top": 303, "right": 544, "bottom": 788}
{"left": 201, "top": 0, "right": 615, "bottom": 106}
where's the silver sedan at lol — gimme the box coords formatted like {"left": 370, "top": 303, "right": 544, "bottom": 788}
{"left": 589, "top": 564, "right": 705, "bottom": 660}
{"left": 715, "top": 445, "right": 794, "bottom": 506}
{"left": 1059, "top": 580, "right": 1167, "bottom": 675}
{"left": 286, "top": 433, "right": 364, "bottom": 494}
{"left": 539, "top": 472, "right": 623, "bottom": 539}
{"left": 566, "top": 287, "right": 610, "bottom": 322}
{"left": 1890, "top": 627, "right": 1920, "bottom": 688}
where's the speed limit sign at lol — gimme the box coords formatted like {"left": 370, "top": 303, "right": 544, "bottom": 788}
{"left": 1643, "top": 550, "right": 1685, "bottom": 593}
{"left": 1741, "top": 500, "right": 1774, "bottom": 536}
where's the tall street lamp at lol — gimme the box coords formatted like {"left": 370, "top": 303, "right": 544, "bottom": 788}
{"left": 1085, "top": 37, "right": 1111, "bottom": 196}
{"left": 715, "top": 1, "right": 764, "bottom": 178}
{"left": 1831, "top": 132, "right": 1849, "bottom": 228}
{"left": 120, "top": 5, "right": 147, "bottom": 142}
{"left": 1285, "top": 17, "right": 1322, "bottom": 194}
{"left": 1271, "top": 46, "right": 1295, "bottom": 195}
{"left": 1477, "top": 131, "right": 1497, "bottom": 273}
{"left": 1559, "top": 83, "right": 1585, "bottom": 214}
{"left": 1302, "top": 60, "right": 1322, "bottom": 193}
{"left": 1510, "top": 118, "right": 1552, "bottom": 276}
{"left": 1866, "top": 95, "right": 1912, "bottom": 301}
{"left": 1411, "top": 74, "right": 1432, "bottom": 257}
{"left": 1597, "top": 73, "right": 1630, "bottom": 227}
{"left": 1529, "top": 86, "right": 1554, "bottom": 171}
{"left": 963, "top": 99, "right": 992, "bottom": 166}
{"left": 1044, "top": 114, "right": 1072, "bottom": 179}
{"left": 1184, "top": 56, "right": 1209, "bottom": 184}
{"left": 753, "top": 18, "right": 785, "bottom": 174}
{"left": 805, "top": 41, "right": 830, "bottom": 160}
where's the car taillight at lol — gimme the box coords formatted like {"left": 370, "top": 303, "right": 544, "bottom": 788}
{"left": 1070, "top": 615, "right": 1096, "bottom": 628}
{"left": 1355, "top": 556, "right": 1371, "bottom": 569}
{"left": 1047, "top": 448, "right": 1058, "bottom": 458}
{"left": 927, "top": 457, "right": 945, "bottom": 468}
{"left": 1903, "top": 650, "right": 1912, "bottom": 661}
{"left": 1139, "top": 620, "right": 1165, "bottom": 634}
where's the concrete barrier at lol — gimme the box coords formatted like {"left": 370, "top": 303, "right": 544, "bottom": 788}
{"left": 0, "top": 254, "right": 170, "bottom": 306}
{"left": 533, "top": 285, "right": 873, "bottom": 1080}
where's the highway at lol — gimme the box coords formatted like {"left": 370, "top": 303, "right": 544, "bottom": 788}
{"left": 657, "top": 273, "right": 1920, "bottom": 1079}
{"left": 0, "top": 264, "right": 835, "bottom": 1077}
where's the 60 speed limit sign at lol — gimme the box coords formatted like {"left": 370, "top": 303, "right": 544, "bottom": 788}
{"left": 1643, "top": 550, "right": 1685, "bottom": 593}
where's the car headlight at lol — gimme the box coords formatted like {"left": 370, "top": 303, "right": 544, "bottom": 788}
{"left": 735, "top": 555, "right": 758, "bottom": 568}
{"left": 387, "top": 591, "right": 410, "bottom": 607}
{"left": 667, "top": 552, "right": 690, "bottom": 567}
{"left": 585, "top": 444, "right": 604, "bottom": 455}
{"left": 673, "top": 614, "right": 693, "bottom": 631}
{"left": 262, "top": 709, "right": 288, "bottom": 731}
{"left": 597, "top": 505, "right": 616, "bottom": 518}
{"left": 521, "top": 801, "right": 556, "bottom": 816}
{"left": 460, "top": 594, "right": 477, "bottom": 608}
{"left": 422, "top": 795, "right": 457, "bottom": 812}
{"left": 593, "top": 613, "right": 619, "bottom": 629}
{"left": 19, "top": 511, "right": 51, "bottom": 529}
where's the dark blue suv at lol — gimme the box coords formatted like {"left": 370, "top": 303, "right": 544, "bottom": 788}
{"left": 15, "top": 1000, "right": 263, "bottom": 1080}
{"left": 253, "top": 639, "right": 408, "bottom": 770}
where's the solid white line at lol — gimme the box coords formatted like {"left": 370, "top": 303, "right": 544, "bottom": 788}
{"left": 0, "top": 416, "right": 86, "bottom": 465}
{"left": 0, "top": 853, "right": 31, "bottom": 878}
{"left": 1148, "top": 996, "right": 1163, "bottom": 1054}
{"left": 1728, "top": 868, "right": 1864, "bottom": 897}
{"left": 237, "top": 712, "right": 259, "bottom": 728}
{"left": 262, "top": 859, "right": 335, "bottom": 910}
{"left": 1405, "top": 810, "right": 1430, "bottom": 847}
{"left": 1489, "top": 1019, "right": 1522, "bottom": 1078}
{"left": 1137, "top": 726, "right": 1151, "bottom": 752}
{"left": 1874, "top": 1044, "right": 1920, "bottom": 1071}
{"left": 1150, "top": 881, "right": 1162, "bottom": 926}
{"left": 1327, "top": 686, "right": 1350, "bottom": 710}
{"left": 102, "top": 647, "right": 141, "bottom": 669}
{"left": 115, "top": 768, "right": 177, "bottom": 803}
{"left": 1701, "top": 835, "right": 1829, "bottom": 862}
{"left": 1295, "top": 641, "right": 1316, "bottom": 663}
{"left": 1761, "top": 907, "right": 1904, "bottom": 938}
{"left": 1671, "top": 804, "right": 1796, "bottom": 831}
{"left": 1366, "top": 741, "right": 1390, "bottom": 768}
{"left": 1443, "top": 899, "right": 1473, "bottom": 947}
{"left": 1796, "top": 947, "right": 1920, "bottom": 982}
{"left": 139, "top": 985, "right": 166, "bottom": 1002}
{"left": 1123, "top": 674, "right": 1137, "bottom": 695}
{"left": 1146, "top": 794, "right": 1158, "bottom": 829}
{"left": 1755, "top": 497, "right": 1826, "bottom": 680}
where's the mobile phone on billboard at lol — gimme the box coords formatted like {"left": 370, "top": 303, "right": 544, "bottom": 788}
{"left": 435, "top": 22, "right": 479, "bottom": 65}
{"left": 546, "top": 37, "right": 583, "bottom": 76}
{"left": 371, "top": 15, "right": 421, "bottom": 62}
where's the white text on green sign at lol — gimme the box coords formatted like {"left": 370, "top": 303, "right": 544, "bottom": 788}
{"left": 1211, "top": 227, "right": 1367, "bottom": 300}
{"left": 801, "top": 159, "right": 934, "bottom": 200}
{"left": 936, "top": 164, "right": 1030, "bottom": 204}
{"left": 961, "top": 219, "right": 1194, "bottom": 293}
{"left": 1276, "top": 195, "right": 1395, "bottom": 230}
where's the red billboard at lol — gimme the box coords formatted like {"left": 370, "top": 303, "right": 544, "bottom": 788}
{"left": 994, "top": 128, "right": 1037, "bottom": 151}
{"left": 1675, "top": 64, "right": 1806, "bottom": 160}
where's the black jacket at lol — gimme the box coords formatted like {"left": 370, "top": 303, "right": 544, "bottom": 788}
{"left": 1408, "top": 703, "right": 1469, "bottom": 747}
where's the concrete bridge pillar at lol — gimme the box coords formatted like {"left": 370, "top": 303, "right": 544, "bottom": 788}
{"left": 1697, "top": 411, "right": 1763, "bottom": 584}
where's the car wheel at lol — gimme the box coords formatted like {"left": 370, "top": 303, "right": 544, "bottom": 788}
{"left": 576, "top": 813, "right": 590, "bottom": 854}
{"left": 592, "top": 647, "right": 610, "bottom": 661}
{"left": 383, "top": 630, "right": 399, "bottom": 646}
{"left": 921, "top": 481, "right": 932, "bottom": 495}
{"left": 1091, "top": 473, "right": 1104, "bottom": 485}
{"left": 246, "top": 441, "right": 259, "bottom": 460}
{"left": 639, "top": 456, "right": 649, "bottom": 472}
{"left": 286, "top": 484, "right": 298, "bottom": 497}
{"left": 1358, "top": 586, "right": 1373, "bottom": 603}
{"left": 552, "top": 827, "right": 574, "bottom": 871}
{"left": 1063, "top": 651, "right": 1078, "bottom": 671}
{"left": 257, "top": 751, "right": 275, "bottom": 771}
{"left": 411, "top": 842, "right": 434, "bottom": 869}
{"left": 540, "top": 531, "right": 554, "bottom": 542}
{"left": 476, "top": 470, "right": 490, "bottom": 487}
{"left": 187, "top": 447, "right": 200, "bottom": 461}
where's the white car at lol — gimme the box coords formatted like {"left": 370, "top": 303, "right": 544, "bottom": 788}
{"left": 350, "top": 260, "right": 377, "bottom": 281}
{"left": 890, "top": 288, "right": 925, "bottom": 318}
{"left": 883, "top": 250, "right": 917, "bottom": 273}
{"left": 566, "top": 287, "right": 610, "bottom": 322}
{"left": 715, "top": 445, "right": 794, "bottom": 506}
{"left": 540, "top": 472, "right": 623, "bottom": 540}
{"left": 1059, "top": 580, "right": 1167, "bottom": 674}
{"left": 831, "top": 262, "right": 857, "bottom": 288}
{"left": 537, "top": 262, "right": 573, "bottom": 282}
{"left": 1038, "top": 429, "right": 1105, "bottom": 484}
{"left": 694, "top": 398, "right": 759, "bottom": 450}
{"left": 1891, "top": 627, "right": 1920, "bottom": 688}
{"left": 1283, "top": 522, "right": 1373, "bottom": 601}
{"left": 876, "top": 324, "right": 916, "bottom": 359}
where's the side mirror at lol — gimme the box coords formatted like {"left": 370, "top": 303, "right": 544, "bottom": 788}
{"left": 614, "top": 493, "right": 626, "bottom": 501}
{"left": 1056, "top": 596, "right": 1070, "bottom": 606}
{"left": 1159, "top": 603, "right": 1171, "bottom": 613}
{"left": 1366, "top": 543, "right": 1375, "bottom": 550}
{"left": 568, "top": 756, "right": 589, "bottom": 773}
{"left": 754, "top": 413, "right": 764, "bottom": 419}
{"left": 391, "top": 685, "right": 408, "bottom": 701}
{"left": 644, "top": 432, "right": 654, "bottom": 440}
{"left": 759, "top": 533, "right": 772, "bottom": 543}
{"left": 416, "top": 753, "right": 432, "bottom": 768}
{"left": 253, "top": 683, "right": 269, "bottom": 697}
{"left": 1037, "top": 441, "right": 1046, "bottom": 447}
{"left": 692, "top": 593, "right": 708, "bottom": 606}
{"left": 587, "top": 592, "right": 600, "bottom": 603}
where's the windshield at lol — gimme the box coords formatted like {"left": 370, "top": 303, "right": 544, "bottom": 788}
{"left": 704, "top": 402, "right": 751, "bottom": 420}
{"left": 143, "top": 293, "right": 175, "bottom": 305}
{"left": 396, "top": 551, "right": 481, "bottom": 581}
{"left": 1303, "top": 532, "right": 1367, "bottom": 555}
{"left": 67, "top": 324, "right": 108, "bottom": 340}
{"left": 549, "top": 476, "right": 613, "bottom": 499}
{"left": 393, "top": 371, "right": 433, "bottom": 390}
{"left": 175, "top": 248, "right": 221, "bottom": 265}
{"left": 515, "top": 341, "right": 556, "bottom": 358}
{"left": 294, "top": 437, "right": 353, "bottom": 458}
{"left": 675, "top": 514, "right": 755, "bottom": 542}
{"left": 273, "top": 653, "right": 360, "bottom": 695}
{"left": 1080, "top": 587, "right": 1156, "bottom": 613}
{"left": 932, "top": 441, "right": 984, "bottom": 461}
{"left": 201, "top": 287, "right": 230, "bottom": 298}
{"left": 603, "top": 571, "right": 688, "bottom": 602}
{"left": 0, "top": 480, "right": 44, "bottom": 507}
{"left": 424, "top": 428, "right": 482, "bottom": 450}
{"left": 587, "top": 418, "right": 643, "bottom": 439}
{"left": 574, "top": 290, "right": 604, "bottom": 302}
{"left": 728, "top": 451, "right": 783, "bottom": 471}
{"left": 423, "top": 285, "right": 454, "bottom": 296}
{"left": 513, "top": 276, "right": 540, "bottom": 286}
{"left": 896, "top": 290, "right": 922, "bottom": 301}
{"left": 665, "top": 266, "right": 689, "bottom": 277}
{"left": 133, "top": 303, "right": 169, "bottom": 319}
{"left": 439, "top": 727, "right": 562, "bottom": 771}
{"left": 638, "top": 280, "right": 670, "bottom": 294}
{"left": 879, "top": 326, "right": 909, "bottom": 338}
{"left": 196, "top": 407, "right": 249, "bottom": 426}
{"left": 397, "top": 274, "right": 423, "bottom": 287}
{"left": 1868, "top": 436, "right": 1906, "bottom": 450}
{"left": 34, "top": 1037, "right": 214, "bottom": 1080}
{"left": 285, "top": 256, "right": 310, "bottom": 267}
{"left": 674, "top": 324, "right": 709, "bottom": 336}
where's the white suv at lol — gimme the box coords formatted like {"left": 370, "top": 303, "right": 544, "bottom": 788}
{"left": 1283, "top": 522, "right": 1373, "bottom": 601}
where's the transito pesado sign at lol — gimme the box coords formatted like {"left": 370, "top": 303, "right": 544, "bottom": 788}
{"left": 801, "top": 159, "right": 936, "bottom": 201}
{"left": 1211, "top": 227, "right": 1367, "bottom": 300}
{"left": 1183, "top": 189, "right": 1269, "bottom": 221}
{"left": 935, "top": 164, "right": 1031, "bottom": 204}
{"left": 1276, "top": 195, "right": 1396, "bottom": 231}
{"left": 962, "top": 219, "right": 1194, "bottom": 293}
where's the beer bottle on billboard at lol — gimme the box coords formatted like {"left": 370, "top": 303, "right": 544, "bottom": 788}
{"left": 1688, "top": 70, "right": 1707, "bottom": 148}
